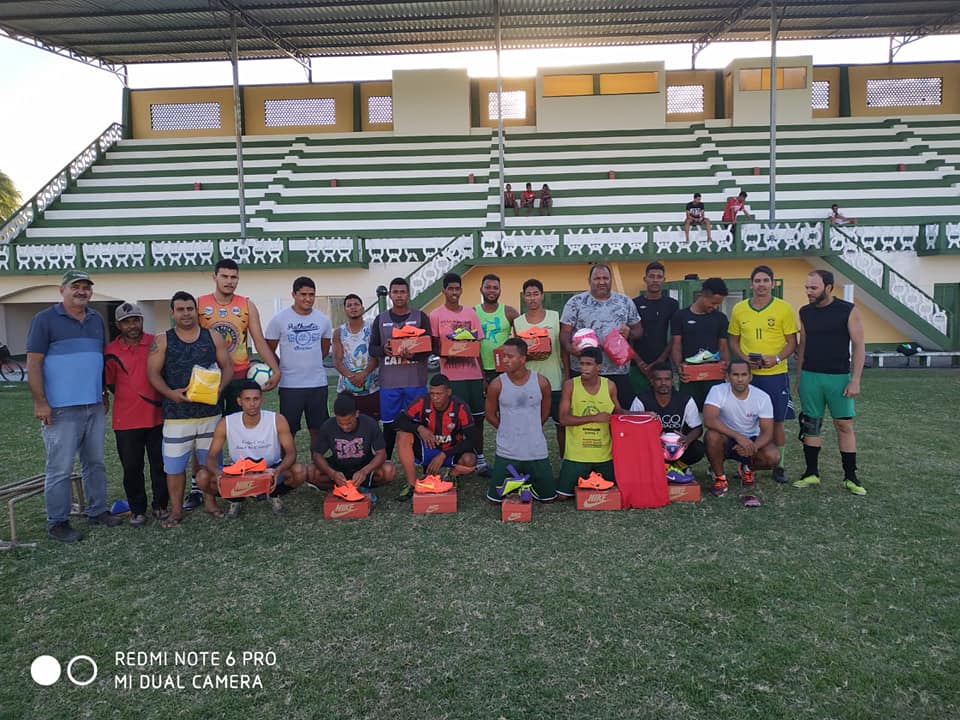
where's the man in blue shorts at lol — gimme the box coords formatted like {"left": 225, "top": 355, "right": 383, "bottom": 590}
{"left": 368, "top": 277, "right": 432, "bottom": 460}
{"left": 395, "top": 374, "right": 477, "bottom": 497}
{"left": 703, "top": 359, "right": 779, "bottom": 502}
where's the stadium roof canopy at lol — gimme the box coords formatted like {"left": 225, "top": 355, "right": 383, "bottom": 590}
{"left": 1, "top": 1, "right": 958, "bottom": 67}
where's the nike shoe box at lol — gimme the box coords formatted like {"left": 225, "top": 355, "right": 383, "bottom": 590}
{"left": 412, "top": 489, "right": 457, "bottom": 514}
{"left": 493, "top": 336, "right": 552, "bottom": 371}
{"left": 323, "top": 494, "right": 371, "bottom": 519}
{"left": 680, "top": 361, "right": 726, "bottom": 382}
{"left": 575, "top": 487, "right": 623, "bottom": 511}
{"left": 387, "top": 335, "right": 432, "bottom": 357}
{"left": 440, "top": 336, "right": 480, "bottom": 358}
{"left": 500, "top": 496, "right": 532, "bottom": 522}
{"left": 668, "top": 482, "right": 701, "bottom": 503}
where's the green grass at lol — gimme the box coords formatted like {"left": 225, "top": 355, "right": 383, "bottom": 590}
{"left": 1, "top": 369, "right": 958, "bottom": 719}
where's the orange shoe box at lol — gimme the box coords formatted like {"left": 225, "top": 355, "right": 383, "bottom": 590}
{"left": 439, "top": 336, "right": 481, "bottom": 358}
{"left": 412, "top": 489, "right": 457, "bottom": 514}
{"left": 668, "top": 483, "right": 701, "bottom": 503}
{"left": 575, "top": 487, "right": 622, "bottom": 511}
{"left": 323, "top": 494, "right": 371, "bottom": 519}
{"left": 387, "top": 335, "right": 432, "bottom": 357}
{"left": 493, "top": 336, "right": 552, "bottom": 371}
{"left": 680, "top": 361, "right": 726, "bottom": 382}
{"left": 501, "top": 496, "right": 532, "bottom": 522}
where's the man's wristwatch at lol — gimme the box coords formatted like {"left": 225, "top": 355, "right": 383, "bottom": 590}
{"left": 775, "top": 355, "right": 781, "bottom": 364}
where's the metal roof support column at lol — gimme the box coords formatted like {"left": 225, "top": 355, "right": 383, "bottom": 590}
{"left": 495, "top": 0, "right": 505, "bottom": 234}
{"left": 768, "top": 0, "right": 778, "bottom": 223}
{"left": 231, "top": 11, "right": 247, "bottom": 240}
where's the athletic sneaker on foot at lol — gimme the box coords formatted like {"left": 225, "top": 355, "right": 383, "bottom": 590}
{"left": 844, "top": 479, "right": 867, "bottom": 496}
{"left": 225, "top": 501, "right": 243, "bottom": 519}
{"left": 182, "top": 489, "right": 203, "bottom": 510}
{"left": 270, "top": 496, "right": 288, "bottom": 516}
{"left": 397, "top": 483, "right": 414, "bottom": 501}
{"left": 475, "top": 454, "right": 491, "bottom": 477}
{"left": 48, "top": 521, "right": 83, "bottom": 544}
{"left": 710, "top": 477, "right": 729, "bottom": 497}
{"left": 738, "top": 463, "right": 755, "bottom": 487}
{"left": 129, "top": 513, "right": 147, "bottom": 527}
{"left": 772, "top": 466, "right": 788, "bottom": 484}
{"left": 88, "top": 511, "right": 123, "bottom": 527}
{"left": 793, "top": 473, "right": 821, "bottom": 488}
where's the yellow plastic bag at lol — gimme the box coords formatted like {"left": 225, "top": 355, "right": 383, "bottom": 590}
{"left": 185, "top": 364, "right": 220, "bottom": 405}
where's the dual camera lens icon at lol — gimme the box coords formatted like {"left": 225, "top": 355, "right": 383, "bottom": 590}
{"left": 31, "top": 655, "right": 98, "bottom": 687}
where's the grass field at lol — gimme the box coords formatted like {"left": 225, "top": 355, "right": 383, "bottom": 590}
{"left": 1, "top": 369, "right": 958, "bottom": 720}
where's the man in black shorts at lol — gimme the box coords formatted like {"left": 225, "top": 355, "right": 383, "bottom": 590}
{"left": 309, "top": 394, "right": 395, "bottom": 493}
{"left": 395, "top": 374, "right": 477, "bottom": 497}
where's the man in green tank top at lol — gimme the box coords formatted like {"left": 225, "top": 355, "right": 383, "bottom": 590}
{"left": 474, "top": 273, "right": 518, "bottom": 476}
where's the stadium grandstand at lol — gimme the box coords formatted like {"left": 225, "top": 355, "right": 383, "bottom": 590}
{"left": 0, "top": 1, "right": 959, "bottom": 362}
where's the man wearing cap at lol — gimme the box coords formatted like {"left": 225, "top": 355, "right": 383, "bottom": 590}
{"left": 27, "top": 270, "right": 122, "bottom": 543}
{"left": 104, "top": 302, "right": 167, "bottom": 526}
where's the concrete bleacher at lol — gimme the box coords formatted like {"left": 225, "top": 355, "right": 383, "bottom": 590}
{"left": 18, "top": 117, "right": 960, "bottom": 243}
{"left": 27, "top": 132, "right": 496, "bottom": 241}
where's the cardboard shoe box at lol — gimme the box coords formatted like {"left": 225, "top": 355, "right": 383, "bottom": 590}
{"left": 387, "top": 335, "right": 432, "bottom": 357}
{"left": 493, "top": 335, "right": 553, "bottom": 371}
{"left": 575, "top": 486, "right": 623, "bottom": 511}
{"left": 680, "top": 361, "right": 726, "bottom": 382}
{"left": 323, "top": 494, "right": 371, "bottom": 519}
{"left": 500, "top": 496, "right": 532, "bottom": 522}
{"left": 668, "top": 483, "right": 701, "bottom": 503}
{"left": 412, "top": 489, "right": 457, "bottom": 514}
{"left": 440, "top": 336, "right": 480, "bottom": 358}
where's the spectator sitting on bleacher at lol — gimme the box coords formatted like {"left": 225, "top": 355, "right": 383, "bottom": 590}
{"left": 721, "top": 191, "right": 753, "bottom": 224}
{"left": 684, "top": 192, "right": 712, "bottom": 242}
{"left": 503, "top": 183, "right": 519, "bottom": 216}
{"left": 829, "top": 204, "right": 856, "bottom": 226}
{"left": 540, "top": 184, "right": 553, "bottom": 216}
{"left": 521, "top": 182, "right": 537, "bottom": 216}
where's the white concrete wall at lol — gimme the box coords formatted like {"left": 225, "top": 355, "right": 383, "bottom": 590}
{"left": 878, "top": 252, "right": 960, "bottom": 296}
{"left": 392, "top": 68, "right": 471, "bottom": 134}
{"left": 535, "top": 62, "right": 666, "bottom": 132}
{"left": 727, "top": 56, "right": 813, "bottom": 126}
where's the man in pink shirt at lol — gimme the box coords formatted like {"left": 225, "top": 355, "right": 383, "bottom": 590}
{"left": 430, "top": 272, "right": 487, "bottom": 470}
{"left": 104, "top": 302, "right": 167, "bottom": 526}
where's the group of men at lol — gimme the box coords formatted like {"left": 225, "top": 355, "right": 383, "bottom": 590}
{"left": 27, "top": 255, "right": 865, "bottom": 543}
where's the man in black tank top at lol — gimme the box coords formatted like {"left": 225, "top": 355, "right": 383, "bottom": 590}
{"left": 147, "top": 291, "right": 232, "bottom": 527}
{"left": 794, "top": 270, "right": 867, "bottom": 496}
{"left": 628, "top": 363, "right": 704, "bottom": 482}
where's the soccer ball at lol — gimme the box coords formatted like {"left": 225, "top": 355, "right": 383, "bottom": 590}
{"left": 246, "top": 362, "right": 273, "bottom": 388}
{"left": 572, "top": 328, "right": 599, "bottom": 350}
{"left": 661, "top": 432, "right": 685, "bottom": 462}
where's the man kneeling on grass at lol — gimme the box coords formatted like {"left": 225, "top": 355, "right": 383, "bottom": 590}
{"left": 395, "top": 373, "right": 476, "bottom": 498}
{"left": 484, "top": 337, "right": 557, "bottom": 503}
{"left": 310, "top": 394, "right": 396, "bottom": 497}
{"left": 703, "top": 359, "right": 779, "bottom": 504}
{"left": 557, "top": 346, "right": 621, "bottom": 498}
{"left": 197, "top": 381, "right": 306, "bottom": 520}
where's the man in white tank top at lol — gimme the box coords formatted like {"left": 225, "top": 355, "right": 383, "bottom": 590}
{"left": 197, "top": 380, "right": 306, "bottom": 519}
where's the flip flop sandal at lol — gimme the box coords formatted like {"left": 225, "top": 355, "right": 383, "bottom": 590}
{"left": 203, "top": 508, "right": 224, "bottom": 519}
{"left": 160, "top": 515, "right": 184, "bottom": 529}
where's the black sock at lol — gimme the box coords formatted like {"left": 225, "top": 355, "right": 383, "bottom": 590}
{"left": 841, "top": 451, "right": 858, "bottom": 483}
{"left": 803, "top": 444, "right": 821, "bottom": 477}
{"left": 383, "top": 422, "right": 397, "bottom": 460}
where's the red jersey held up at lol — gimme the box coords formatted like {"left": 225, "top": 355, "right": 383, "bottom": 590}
{"left": 611, "top": 414, "right": 669, "bottom": 509}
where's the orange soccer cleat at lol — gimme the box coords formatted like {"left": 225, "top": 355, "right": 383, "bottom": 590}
{"left": 577, "top": 471, "right": 614, "bottom": 491}
{"left": 414, "top": 474, "right": 455, "bottom": 494}
{"left": 332, "top": 481, "right": 366, "bottom": 502}
{"left": 222, "top": 457, "right": 267, "bottom": 475}
{"left": 392, "top": 324, "right": 426, "bottom": 338}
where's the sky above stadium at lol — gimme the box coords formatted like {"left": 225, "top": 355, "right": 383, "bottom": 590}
{"left": 1, "top": 33, "right": 958, "bottom": 205}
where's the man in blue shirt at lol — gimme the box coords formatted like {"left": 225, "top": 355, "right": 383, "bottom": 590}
{"left": 27, "top": 270, "right": 122, "bottom": 543}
